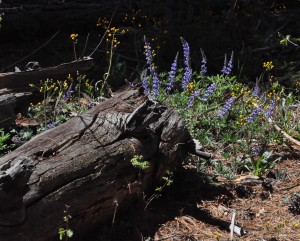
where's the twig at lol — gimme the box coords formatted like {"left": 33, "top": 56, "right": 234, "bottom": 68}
{"left": 230, "top": 209, "right": 236, "bottom": 241}
{"left": 88, "top": 7, "right": 118, "bottom": 57}
{"left": 79, "top": 33, "right": 90, "bottom": 59}
{"left": 251, "top": 100, "right": 300, "bottom": 149}
{"left": 109, "top": 198, "right": 118, "bottom": 241}
{"left": 280, "top": 182, "right": 300, "bottom": 191}
{"left": 194, "top": 150, "right": 212, "bottom": 160}
{"left": 1, "top": 31, "right": 60, "bottom": 72}
{"left": 188, "top": 139, "right": 212, "bottom": 160}
{"left": 153, "top": 232, "right": 179, "bottom": 241}
{"left": 273, "top": 123, "right": 300, "bottom": 148}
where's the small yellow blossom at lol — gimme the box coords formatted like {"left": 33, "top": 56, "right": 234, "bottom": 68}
{"left": 70, "top": 33, "right": 78, "bottom": 41}
{"left": 214, "top": 233, "right": 222, "bottom": 240}
{"left": 266, "top": 221, "right": 271, "bottom": 229}
{"left": 293, "top": 223, "right": 299, "bottom": 229}
{"left": 263, "top": 61, "right": 274, "bottom": 71}
{"left": 186, "top": 82, "right": 195, "bottom": 92}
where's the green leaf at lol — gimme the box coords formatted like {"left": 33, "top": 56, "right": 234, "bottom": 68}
{"left": 66, "top": 229, "right": 74, "bottom": 238}
{"left": 58, "top": 228, "right": 65, "bottom": 240}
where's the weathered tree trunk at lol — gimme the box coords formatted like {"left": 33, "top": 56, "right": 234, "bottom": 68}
{"left": 0, "top": 86, "right": 194, "bottom": 241}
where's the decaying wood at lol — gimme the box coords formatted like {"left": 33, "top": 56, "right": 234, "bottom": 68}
{"left": 0, "top": 92, "right": 33, "bottom": 128}
{"left": 0, "top": 57, "right": 94, "bottom": 128}
{"left": 0, "top": 86, "right": 194, "bottom": 241}
{"left": 0, "top": 158, "right": 35, "bottom": 226}
{"left": 0, "top": 57, "right": 94, "bottom": 89}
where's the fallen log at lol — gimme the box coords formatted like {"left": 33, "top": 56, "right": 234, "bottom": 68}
{"left": 0, "top": 86, "right": 194, "bottom": 241}
{"left": 0, "top": 57, "right": 94, "bottom": 89}
{"left": 0, "top": 57, "right": 94, "bottom": 128}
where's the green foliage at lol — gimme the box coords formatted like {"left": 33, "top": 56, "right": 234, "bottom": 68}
{"left": 244, "top": 151, "right": 281, "bottom": 177}
{"left": 58, "top": 205, "right": 74, "bottom": 241}
{"left": 0, "top": 129, "right": 10, "bottom": 151}
{"left": 142, "top": 38, "right": 300, "bottom": 179}
{"left": 130, "top": 155, "right": 150, "bottom": 170}
{"left": 279, "top": 34, "right": 300, "bottom": 47}
{"left": 156, "top": 170, "right": 174, "bottom": 192}
{"left": 146, "top": 170, "right": 174, "bottom": 208}
{"left": 28, "top": 72, "right": 97, "bottom": 131}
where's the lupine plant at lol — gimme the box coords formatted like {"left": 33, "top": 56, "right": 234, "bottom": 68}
{"left": 141, "top": 38, "right": 289, "bottom": 178}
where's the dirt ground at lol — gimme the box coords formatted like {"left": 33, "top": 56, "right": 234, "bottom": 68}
{"left": 97, "top": 144, "right": 300, "bottom": 241}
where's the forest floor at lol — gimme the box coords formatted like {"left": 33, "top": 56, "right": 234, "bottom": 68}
{"left": 99, "top": 144, "right": 300, "bottom": 241}
{"left": 2, "top": 31, "right": 300, "bottom": 241}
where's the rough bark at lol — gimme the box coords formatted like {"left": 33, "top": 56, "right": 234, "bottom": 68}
{"left": 0, "top": 92, "right": 33, "bottom": 128}
{"left": 0, "top": 86, "right": 193, "bottom": 241}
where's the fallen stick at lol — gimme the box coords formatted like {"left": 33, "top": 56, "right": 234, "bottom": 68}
{"left": 273, "top": 123, "right": 300, "bottom": 148}
{"left": 230, "top": 209, "right": 236, "bottom": 240}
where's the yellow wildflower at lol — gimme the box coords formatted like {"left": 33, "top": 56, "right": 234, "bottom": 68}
{"left": 214, "top": 233, "right": 222, "bottom": 240}
{"left": 263, "top": 61, "right": 274, "bottom": 70}
{"left": 265, "top": 221, "right": 271, "bottom": 230}
{"left": 70, "top": 33, "right": 78, "bottom": 41}
{"left": 186, "top": 82, "right": 195, "bottom": 92}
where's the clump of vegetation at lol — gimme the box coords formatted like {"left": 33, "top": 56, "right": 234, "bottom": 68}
{"left": 58, "top": 205, "right": 74, "bottom": 241}
{"left": 28, "top": 72, "right": 96, "bottom": 132}
{"left": 141, "top": 37, "right": 300, "bottom": 179}
{"left": 130, "top": 154, "right": 150, "bottom": 170}
{"left": 0, "top": 128, "right": 11, "bottom": 152}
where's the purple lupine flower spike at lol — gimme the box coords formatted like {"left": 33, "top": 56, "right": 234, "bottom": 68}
{"left": 143, "top": 39, "right": 160, "bottom": 100}
{"left": 187, "top": 89, "right": 200, "bottom": 108}
{"left": 166, "top": 53, "right": 178, "bottom": 92}
{"left": 219, "top": 96, "right": 236, "bottom": 118}
{"left": 265, "top": 99, "right": 276, "bottom": 118}
{"left": 221, "top": 54, "right": 228, "bottom": 74}
{"left": 181, "top": 37, "right": 192, "bottom": 90}
{"left": 201, "top": 83, "right": 217, "bottom": 102}
{"left": 200, "top": 48, "right": 207, "bottom": 75}
{"left": 151, "top": 72, "right": 160, "bottom": 100}
{"left": 252, "top": 83, "right": 260, "bottom": 98}
{"left": 142, "top": 75, "right": 149, "bottom": 96}
{"left": 221, "top": 51, "right": 234, "bottom": 75}
{"left": 246, "top": 106, "right": 262, "bottom": 123}
{"left": 226, "top": 51, "right": 233, "bottom": 74}
{"left": 62, "top": 89, "right": 72, "bottom": 100}
{"left": 144, "top": 41, "right": 153, "bottom": 66}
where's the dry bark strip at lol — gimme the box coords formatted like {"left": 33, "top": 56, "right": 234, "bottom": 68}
{"left": 0, "top": 86, "right": 194, "bottom": 241}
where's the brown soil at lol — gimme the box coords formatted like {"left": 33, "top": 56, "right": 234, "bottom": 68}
{"left": 94, "top": 144, "right": 300, "bottom": 241}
